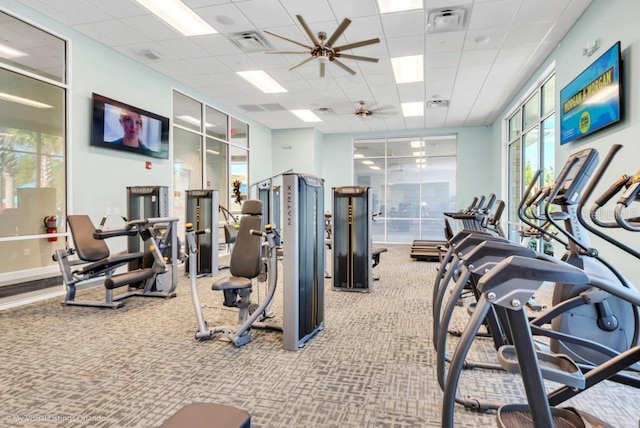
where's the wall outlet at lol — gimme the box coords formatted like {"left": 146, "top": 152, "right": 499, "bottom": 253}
{"left": 24, "top": 248, "right": 30, "bottom": 256}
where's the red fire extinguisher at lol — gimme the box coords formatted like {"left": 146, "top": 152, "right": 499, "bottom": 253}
{"left": 44, "top": 215, "right": 58, "bottom": 242}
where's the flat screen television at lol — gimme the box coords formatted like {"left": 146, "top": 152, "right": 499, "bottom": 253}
{"left": 91, "top": 93, "right": 170, "bottom": 159}
{"left": 560, "top": 41, "right": 622, "bottom": 145}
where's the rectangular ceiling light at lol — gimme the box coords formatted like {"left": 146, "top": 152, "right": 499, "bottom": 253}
{"left": 0, "top": 92, "right": 52, "bottom": 108}
{"left": 391, "top": 55, "right": 423, "bottom": 84}
{"left": 401, "top": 101, "right": 424, "bottom": 117}
{"left": 377, "top": 0, "right": 423, "bottom": 14}
{"left": 237, "top": 70, "right": 287, "bottom": 94}
{"left": 290, "top": 109, "right": 322, "bottom": 122}
{"left": 134, "top": 0, "right": 217, "bottom": 36}
{"left": 0, "top": 42, "right": 28, "bottom": 59}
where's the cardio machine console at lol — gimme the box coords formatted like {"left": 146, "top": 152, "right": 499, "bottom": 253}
{"left": 552, "top": 148, "right": 599, "bottom": 206}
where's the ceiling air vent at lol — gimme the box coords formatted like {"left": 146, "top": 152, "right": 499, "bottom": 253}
{"left": 229, "top": 31, "right": 272, "bottom": 52}
{"left": 427, "top": 7, "right": 468, "bottom": 33}
{"left": 427, "top": 100, "right": 450, "bottom": 109}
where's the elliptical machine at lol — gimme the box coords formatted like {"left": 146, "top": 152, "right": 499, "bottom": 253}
{"left": 439, "top": 145, "right": 640, "bottom": 427}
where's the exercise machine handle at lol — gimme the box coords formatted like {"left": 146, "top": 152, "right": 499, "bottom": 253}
{"left": 593, "top": 174, "right": 629, "bottom": 207}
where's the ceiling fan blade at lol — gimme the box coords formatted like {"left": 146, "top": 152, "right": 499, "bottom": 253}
{"left": 263, "top": 29, "right": 313, "bottom": 49}
{"left": 331, "top": 58, "right": 356, "bottom": 75}
{"left": 325, "top": 18, "right": 351, "bottom": 48}
{"left": 319, "top": 61, "right": 326, "bottom": 78}
{"left": 265, "top": 50, "right": 310, "bottom": 55}
{"left": 296, "top": 15, "right": 321, "bottom": 47}
{"left": 288, "top": 56, "right": 316, "bottom": 71}
{"left": 334, "top": 38, "right": 380, "bottom": 52}
{"left": 335, "top": 53, "right": 379, "bottom": 63}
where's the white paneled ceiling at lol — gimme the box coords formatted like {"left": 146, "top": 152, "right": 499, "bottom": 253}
{"left": 13, "top": 0, "right": 592, "bottom": 134}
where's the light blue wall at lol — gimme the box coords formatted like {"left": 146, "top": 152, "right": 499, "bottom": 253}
{"left": 271, "top": 128, "right": 321, "bottom": 177}
{"left": 489, "top": 0, "right": 640, "bottom": 286}
{"left": 2, "top": 0, "right": 272, "bottom": 226}
{"left": 320, "top": 127, "right": 496, "bottom": 211}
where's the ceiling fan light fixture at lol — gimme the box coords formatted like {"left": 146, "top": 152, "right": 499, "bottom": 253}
{"left": 134, "top": 0, "right": 217, "bottom": 36}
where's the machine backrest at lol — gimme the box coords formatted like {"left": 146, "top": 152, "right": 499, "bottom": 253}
{"left": 229, "top": 200, "right": 263, "bottom": 279}
{"left": 67, "top": 215, "right": 110, "bottom": 262}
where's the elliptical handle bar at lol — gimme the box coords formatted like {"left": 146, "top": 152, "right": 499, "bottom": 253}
{"left": 576, "top": 144, "right": 640, "bottom": 263}
{"left": 516, "top": 169, "right": 565, "bottom": 245}
{"left": 614, "top": 174, "right": 640, "bottom": 231}
{"left": 589, "top": 173, "right": 630, "bottom": 228}
{"left": 518, "top": 169, "right": 542, "bottom": 223}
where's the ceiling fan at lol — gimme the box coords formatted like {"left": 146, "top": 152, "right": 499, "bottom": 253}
{"left": 355, "top": 101, "right": 372, "bottom": 118}
{"left": 354, "top": 101, "right": 396, "bottom": 118}
{"left": 264, "top": 15, "right": 380, "bottom": 77}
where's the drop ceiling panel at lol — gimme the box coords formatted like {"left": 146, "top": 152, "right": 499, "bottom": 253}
{"left": 363, "top": 72, "right": 396, "bottom": 87}
{"left": 192, "top": 34, "right": 245, "bottom": 56}
{"left": 185, "top": 0, "right": 231, "bottom": 7}
{"left": 425, "top": 0, "right": 474, "bottom": 9}
{"left": 369, "top": 85, "right": 401, "bottom": 104}
{"left": 184, "top": 57, "right": 230, "bottom": 74}
{"left": 463, "top": 28, "right": 507, "bottom": 50}
{"left": 386, "top": 35, "right": 425, "bottom": 57}
{"left": 119, "top": 15, "right": 183, "bottom": 41}
{"left": 23, "top": 0, "right": 110, "bottom": 24}
{"left": 514, "top": 0, "right": 570, "bottom": 23}
{"left": 195, "top": 4, "right": 256, "bottom": 34}
{"left": 159, "top": 38, "right": 211, "bottom": 60}
{"left": 424, "top": 51, "right": 461, "bottom": 69}
{"left": 380, "top": 10, "right": 426, "bottom": 38}
{"left": 425, "top": 80, "right": 454, "bottom": 99}
{"left": 214, "top": 53, "right": 259, "bottom": 71}
{"left": 327, "top": 0, "right": 379, "bottom": 20}
{"left": 235, "top": 0, "right": 294, "bottom": 29}
{"left": 397, "top": 82, "right": 426, "bottom": 102}
{"left": 426, "top": 67, "right": 457, "bottom": 82}
{"left": 459, "top": 49, "right": 499, "bottom": 67}
{"left": 88, "top": 0, "right": 146, "bottom": 19}
{"left": 73, "top": 20, "right": 150, "bottom": 47}
{"left": 277, "top": 0, "right": 336, "bottom": 22}
{"left": 456, "top": 64, "right": 491, "bottom": 80}
{"left": 114, "top": 42, "right": 180, "bottom": 63}
{"left": 425, "top": 31, "right": 465, "bottom": 53}
{"left": 495, "top": 44, "right": 538, "bottom": 64}
{"left": 503, "top": 22, "right": 554, "bottom": 48}
{"left": 467, "top": 0, "right": 520, "bottom": 30}
{"left": 147, "top": 59, "right": 197, "bottom": 77}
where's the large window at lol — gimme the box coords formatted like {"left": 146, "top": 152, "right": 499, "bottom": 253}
{"left": 353, "top": 135, "right": 457, "bottom": 243}
{"left": 506, "top": 74, "right": 556, "bottom": 243}
{"left": 0, "top": 12, "right": 67, "bottom": 277}
{"left": 172, "top": 91, "right": 248, "bottom": 238}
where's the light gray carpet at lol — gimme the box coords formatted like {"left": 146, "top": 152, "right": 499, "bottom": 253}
{"left": 0, "top": 244, "right": 639, "bottom": 427}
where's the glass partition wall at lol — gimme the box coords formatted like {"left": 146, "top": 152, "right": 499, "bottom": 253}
{"left": 0, "top": 11, "right": 68, "bottom": 281}
{"left": 172, "top": 91, "right": 248, "bottom": 241}
{"left": 353, "top": 135, "right": 457, "bottom": 243}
